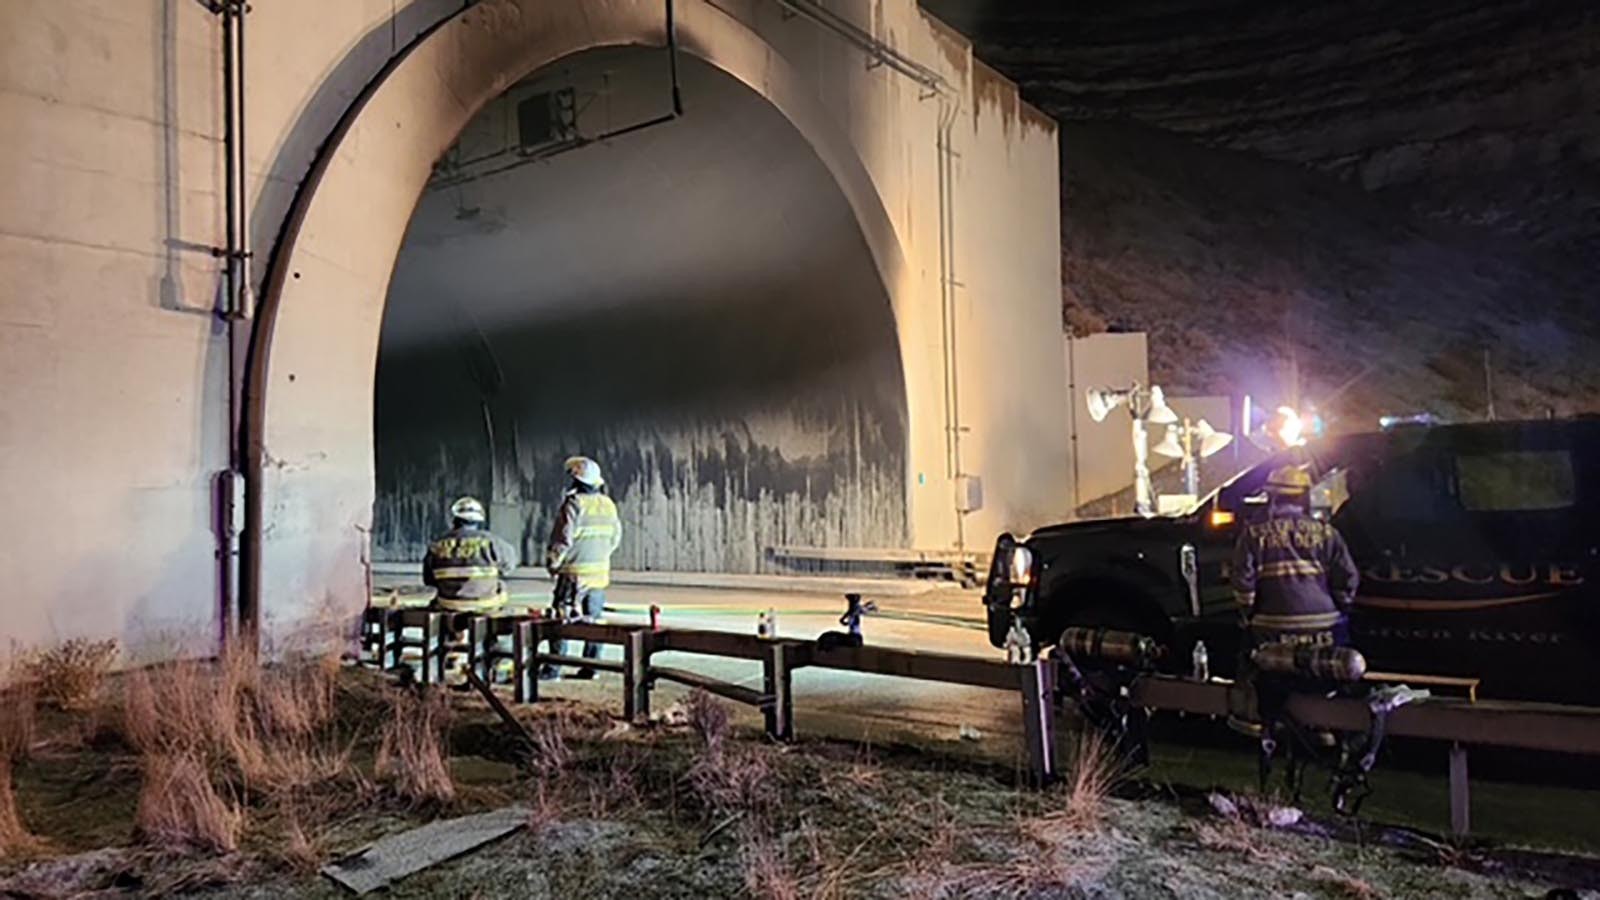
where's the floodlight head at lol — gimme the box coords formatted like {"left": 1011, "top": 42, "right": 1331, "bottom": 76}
{"left": 1147, "top": 385, "right": 1179, "bottom": 425}
{"left": 1085, "top": 387, "right": 1130, "bottom": 423}
{"left": 1151, "top": 425, "right": 1184, "bottom": 458}
{"left": 1194, "top": 419, "right": 1234, "bottom": 458}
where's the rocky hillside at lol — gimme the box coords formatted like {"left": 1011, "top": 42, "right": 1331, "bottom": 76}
{"left": 923, "top": 0, "right": 1600, "bottom": 428}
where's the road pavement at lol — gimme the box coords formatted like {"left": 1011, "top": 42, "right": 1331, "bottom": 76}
{"left": 370, "top": 571, "right": 1027, "bottom": 754}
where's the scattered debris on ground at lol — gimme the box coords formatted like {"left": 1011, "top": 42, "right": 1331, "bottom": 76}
{"left": 0, "top": 648, "right": 1594, "bottom": 898}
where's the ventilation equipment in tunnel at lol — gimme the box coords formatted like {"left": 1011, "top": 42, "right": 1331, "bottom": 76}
{"left": 373, "top": 47, "right": 910, "bottom": 573}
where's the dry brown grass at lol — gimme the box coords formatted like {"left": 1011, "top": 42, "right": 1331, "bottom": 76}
{"left": 1191, "top": 818, "right": 1288, "bottom": 863}
{"left": 528, "top": 719, "right": 572, "bottom": 773}
{"left": 122, "top": 659, "right": 232, "bottom": 758}
{"left": 0, "top": 757, "right": 43, "bottom": 859}
{"left": 0, "top": 683, "right": 37, "bottom": 764}
{"left": 738, "top": 825, "right": 800, "bottom": 900}
{"left": 135, "top": 753, "right": 243, "bottom": 854}
{"left": 0, "top": 675, "right": 41, "bottom": 857}
{"left": 689, "top": 741, "right": 773, "bottom": 817}
{"left": 1058, "top": 728, "right": 1127, "bottom": 829}
{"left": 682, "top": 688, "right": 730, "bottom": 751}
{"left": 1311, "top": 865, "right": 1378, "bottom": 900}
{"left": 375, "top": 689, "right": 455, "bottom": 806}
{"left": 17, "top": 639, "right": 119, "bottom": 712}
{"left": 120, "top": 650, "right": 359, "bottom": 856}
{"left": 275, "top": 801, "right": 327, "bottom": 875}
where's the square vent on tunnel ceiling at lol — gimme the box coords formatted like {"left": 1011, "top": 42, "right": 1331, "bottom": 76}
{"left": 518, "top": 88, "right": 577, "bottom": 153}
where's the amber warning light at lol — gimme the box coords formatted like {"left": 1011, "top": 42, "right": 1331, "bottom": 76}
{"left": 1209, "top": 509, "right": 1236, "bottom": 528}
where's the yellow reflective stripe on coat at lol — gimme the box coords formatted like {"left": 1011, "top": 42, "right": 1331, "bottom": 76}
{"left": 1249, "top": 610, "right": 1343, "bottom": 630}
{"left": 1258, "top": 560, "right": 1325, "bottom": 579}
{"left": 432, "top": 566, "right": 502, "bottom": 579}
{"left": 1234, "top": 590, "right": 1256, "bottom": 609}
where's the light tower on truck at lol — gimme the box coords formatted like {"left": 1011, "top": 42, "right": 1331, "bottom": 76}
{"left": 1086, "top": 383, "right": 1179, "bottom": 518}
{"left": 1152, "top": 418, "right": 1234, "bottom": 497}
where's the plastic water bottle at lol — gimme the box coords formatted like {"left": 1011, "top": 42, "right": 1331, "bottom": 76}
{"left": 1192, "top": 640, "right": 1210, "bottom": 682}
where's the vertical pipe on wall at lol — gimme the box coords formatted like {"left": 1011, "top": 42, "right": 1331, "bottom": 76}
{"left": 214, "top": 0, "right": 252, "bottom": 649}
{"left": 936, "top": 97, "right": 965, "bottom": 553}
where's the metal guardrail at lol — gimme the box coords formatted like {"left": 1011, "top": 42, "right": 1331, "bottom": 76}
{"left": 363, "top": 608, "right": 1600, "bottom": 834}
{"left": 1131, "top": 675, "right": 1600, "bottom": 835}
{"left": 362, "top": 608, "right": 1060, "bottom": 785}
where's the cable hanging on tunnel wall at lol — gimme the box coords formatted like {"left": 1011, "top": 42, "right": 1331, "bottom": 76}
{"left": 427, "top": 0, "right": 686, "bottom": 192}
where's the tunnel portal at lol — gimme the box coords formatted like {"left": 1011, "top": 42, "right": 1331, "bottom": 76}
{"left": 374, "top": 48, "right": 910, "bottom": 573}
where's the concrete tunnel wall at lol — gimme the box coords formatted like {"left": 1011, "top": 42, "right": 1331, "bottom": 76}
{"left": 0, "top": 0, "right": 1069, "bottom": 658}
{"left": 374, "top": 49, "right": 910, "bottom": 572}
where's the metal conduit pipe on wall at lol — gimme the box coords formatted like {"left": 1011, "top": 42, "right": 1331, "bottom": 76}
{"left": 210, "top": 0, "right": 252, "bottom": 648}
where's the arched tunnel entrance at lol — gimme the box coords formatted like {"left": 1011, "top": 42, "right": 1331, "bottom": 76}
{"left": 371, "top": 47, "right": 909, "bottom": 574}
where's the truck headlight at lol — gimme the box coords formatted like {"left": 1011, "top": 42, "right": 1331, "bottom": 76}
{"left": 1009, "top": 545, "right": 1034, "bottom": 586}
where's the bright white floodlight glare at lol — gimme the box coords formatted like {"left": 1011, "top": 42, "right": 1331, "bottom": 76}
{"left": 1273, "top": 406, "right": 1307, "bottom": 447}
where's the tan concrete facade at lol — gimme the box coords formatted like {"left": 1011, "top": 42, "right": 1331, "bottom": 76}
{"left": 0, "top": 0, "right": 1069, "bottom": 655}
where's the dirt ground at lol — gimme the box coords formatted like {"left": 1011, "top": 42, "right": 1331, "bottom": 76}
{"left": 1, "top": 665, "right": 1596, "bottom": 899}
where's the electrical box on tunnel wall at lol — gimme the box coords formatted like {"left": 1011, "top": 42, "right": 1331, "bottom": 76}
{"left": 956, "top": 474, "right": 983, "bottom": 513}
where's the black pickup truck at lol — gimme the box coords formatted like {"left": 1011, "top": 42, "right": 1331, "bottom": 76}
{"left": 985, "top": 418, "right": 1600, "bottom": 705}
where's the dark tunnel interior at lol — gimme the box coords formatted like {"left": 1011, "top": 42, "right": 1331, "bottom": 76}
{"left": 373, "top": 47, "right": 909, "bottom": 572}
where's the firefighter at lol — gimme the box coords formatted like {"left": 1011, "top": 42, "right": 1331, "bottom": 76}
{"left": 423, "top": 496, "right": 518, "bottom": 685}
{"left": 541, "top": 456, "right": 622, "bottom": 680}
{"left": 1232, "top": 465, "right": 1359, "bottom": 648}
{"left": 1232, "top": 464, "right": 1360, "bottom": 757}
{"left": 424, "top": 496, "right": 518, "bottom": 613}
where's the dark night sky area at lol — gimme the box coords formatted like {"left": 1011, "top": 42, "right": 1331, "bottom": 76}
{"left": 922, "top": 0, "right": 1600, "bottom": 428}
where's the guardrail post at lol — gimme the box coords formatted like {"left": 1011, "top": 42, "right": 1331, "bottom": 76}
{"left": 1020, "top": 658, "right": 1057, "bottom": 787}
{"left": 763, "top": 642, "right": 794, "bottom": 741}
{"left": 378, "top": 609, "right": 400, "bottom": 670}
{"left": 624, "top": 629, "right": 651, "bottom": 723}
{"left": 465, "top": 614, "right": 490, "bottom": 683}
{"left": 1449, "top": 742, "right": 1470, "bottom": 837}
{"left": 419, "top": 611, "right": 445, "bottom": 686}
{"left": 360, "top": 608, "right": 382, "bottom": 664}
{"left": 513, "top": 619, "right": 540, "bottom": 704}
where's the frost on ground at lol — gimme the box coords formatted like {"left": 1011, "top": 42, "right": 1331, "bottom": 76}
{"left": 0, "top": 665, "right": 1592, "bottom": 899}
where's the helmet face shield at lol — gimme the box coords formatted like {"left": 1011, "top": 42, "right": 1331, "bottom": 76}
{"left": 450, "top": 496, "right": 486, "bottom": 523}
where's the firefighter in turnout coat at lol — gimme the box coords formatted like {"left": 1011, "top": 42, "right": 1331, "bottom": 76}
{"left": 1231, "top": 464, "right": 1361, "bottom": 746}
{"left": 1232, "top": 465, "right": 1360, "bottom": 647}
{"left": 541, "top": 456, "right": 622, "bottom": 680}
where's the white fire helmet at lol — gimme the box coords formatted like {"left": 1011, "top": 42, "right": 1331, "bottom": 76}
{"left": 449, "top": 496, "right": 486, "bottom": 523}
{"left": 564, "top": 456, "right": 605, "bottom": 487}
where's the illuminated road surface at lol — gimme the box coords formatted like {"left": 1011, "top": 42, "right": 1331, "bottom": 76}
{"left": 372, "top": 570, "right": 1023, "bottom": 751}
